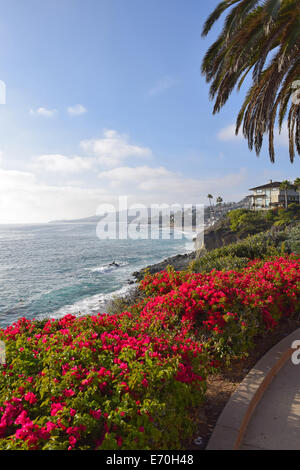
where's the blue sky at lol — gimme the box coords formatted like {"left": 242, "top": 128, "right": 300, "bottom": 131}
{"left": 0, "top": 0, "right": 299, "bottom": 223}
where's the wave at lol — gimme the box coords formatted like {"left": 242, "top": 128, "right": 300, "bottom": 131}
{"left": 36, "top": 283, "right": 136, "bottom": 321}
{"left": 86, "top": 262, "right": 129, "bottom": 274}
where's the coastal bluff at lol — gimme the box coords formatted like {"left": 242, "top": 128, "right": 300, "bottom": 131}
{"left": 132, "top": 219, "right": 240, "bottom": 281}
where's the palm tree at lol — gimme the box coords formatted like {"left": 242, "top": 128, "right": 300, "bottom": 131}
{"left": 294, "top": 177, "right": 300, "bottom": 205}
{"left": 207, "top": 194, "right": 214, "bottom": 207}
{"left": 216, "top": 196, "right": 223, "bottom": 216}
{"left": 280, "top": 180, "right": 293, "bottom": 208}
{"left": 202, "top": 0, "right": 300, "bottom": 163}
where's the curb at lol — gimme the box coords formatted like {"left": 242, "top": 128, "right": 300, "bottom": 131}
{"left": 206, "top": 328, "right": 300, "bottom": 450}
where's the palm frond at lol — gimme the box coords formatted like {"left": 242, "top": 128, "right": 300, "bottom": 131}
{"left": 202, "top": 0, "right": 300, "bottom": 162}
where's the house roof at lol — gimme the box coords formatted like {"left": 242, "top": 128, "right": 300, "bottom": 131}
{"left": 249, "top": 182, "right": 282, "bottom": 191}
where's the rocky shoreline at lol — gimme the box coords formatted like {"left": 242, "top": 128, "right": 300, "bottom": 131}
{"left": 105, "top": 250, "right": 198, "bottom": 313}
{"left": 130, "top": 216, "right": 242, "bottom": 282}
{"left": 131, "top": 251, "right": 197, "bottom": 281}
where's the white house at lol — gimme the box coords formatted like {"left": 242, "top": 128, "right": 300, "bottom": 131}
{"left": 249, "top": 181, "right": 299, "bottom": 210}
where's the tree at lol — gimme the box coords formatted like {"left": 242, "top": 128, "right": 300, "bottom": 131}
{"left": 280, "top": 180, "right": 293, "bottom": 209}
{"left": 294, "top": 177, "right": 300, "bottom": 205}
{"left": 207, "top": 194, "right": 214, "bottom": 205}
{"left": 202, "top": 0, "right": 300, "bottom": 163}
{"left": 216, "top": 196, "right": 223, "bottom": 216}
{"left": 228, "top": 209, "right": 269, "bottom": 235}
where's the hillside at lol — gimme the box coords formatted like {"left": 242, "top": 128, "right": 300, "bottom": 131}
{"left": 133, "top": 205, "right": 300, "bottom": 280}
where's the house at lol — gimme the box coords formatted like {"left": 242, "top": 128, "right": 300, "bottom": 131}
{"left": 249, "top": 181, "right": 299, "bottom": 211}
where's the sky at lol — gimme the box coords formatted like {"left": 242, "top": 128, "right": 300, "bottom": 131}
{"left": 0, "top": 0, "right": 299, "bottom": 223}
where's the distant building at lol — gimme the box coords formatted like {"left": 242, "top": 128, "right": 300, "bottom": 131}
{"left": 249, "top": 181, "right": 299, "bottom": 211}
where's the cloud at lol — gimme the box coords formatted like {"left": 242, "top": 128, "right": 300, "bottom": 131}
{"left": 29, "top": 129, "right": 152, "bottom": 175}
{"left": 148, "top": 76, "right": 178, "bottom": 96}
{"left": 0, "top": 167, "right": 111, "bottom": 224}
{"left": 218, "top": 124, "right": 243, "bottom": 142}
{"left": 0, "top": 127, "right": 249, "bottom": 223}
{"left": 98, "top": 165, "right": 247, "bottom": 204}
{"left": 276, "top": 121, "right": 289, "bottom": 147}
{"left": 80, "top": 129, "right": 152, "bottom": 168}
{"left": 29, "top": 107, "right": 57, "bottom": 118}
{"left": 32, "top": 154, "right": 94, "bottom": 173}
{"left": 0, "top": 168, "right": 36, "bottom": 189}
{"left": 0, "top": 160, "right": 247, "bottom": 224}
{"left": 98, "top": 165, "right": 170, "bottom": 185}
{"left": 218, "top": 120, "right": 290, "bottom": 148}
{"left": 67, "top": 104, "right": 87, "bottom": 116}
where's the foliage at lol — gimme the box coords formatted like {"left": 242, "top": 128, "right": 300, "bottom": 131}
{"left": 202, "top": 0, "right": 300, "bottom": 162}
{"left": 139, "top": 256, "right": 300, "bottom": 359}
{"left": 228, "top": 209, "right": 271, "bottom": 235}
{"left": 0, "top": 252, "right": 299, "bottom": 450}
{"left": 106, "top": 290, "right": 143, "bottom": 316}
{"left": 227, "top": 207, "right": 300, "bottom": 235}
{"left": 285, "top": 223, "right": 300, "bottom": 254}
{"left": 0, "top": 315, "right": 208, "bottom": 450}
{"left": 191, "top": 254, "right": 250, "bottom": 274}
{"left": 274, "top": 204, "right": 300, "bottom": 226}
{"left": 191, "top": 229, "right": 287, "bottom": 273}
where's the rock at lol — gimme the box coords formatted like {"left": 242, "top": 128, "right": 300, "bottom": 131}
{"left": 132, "top": 252, "right": 196, "bottom": 281}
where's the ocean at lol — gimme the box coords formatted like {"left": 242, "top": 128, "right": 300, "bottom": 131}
{"left": 0, "top": 222, "right": 195, "bottom": 328}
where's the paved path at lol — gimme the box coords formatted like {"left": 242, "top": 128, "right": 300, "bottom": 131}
{"left": 240, "top": 358, "right": 300, "bottom": 450}
{"left": 207, "top": 328, "right": 300, "bottom": 450}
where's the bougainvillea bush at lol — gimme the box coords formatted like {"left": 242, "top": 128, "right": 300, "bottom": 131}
{"left": 0, "top": 254, "right": 299, "bottom": 450}
{"left": 139, "top": 256, "right": 300, "bottom": 357}
{"left": 0, "top": 313, "right": 209, "bottom": 450}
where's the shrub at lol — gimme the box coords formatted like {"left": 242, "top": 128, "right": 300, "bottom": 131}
{"left": 227, "top": 206, "right": 300, "bottom": 235}
{"left": 227, "top": 209, "right": 272, "bottom": 235}
{"left": 139, "top": 256, "right": 300, "bottom": 359}
{"left": 190, "top": 230, "right": 286, "bottom": 273}
{"left": 0, "top": 254, "right": 299, "bottom": 450}
{"left": 285, "top": 224, "right": 300, "bottom": 254}
{"left": 190, "top": 255, "right": 250, "bottom": 274}
{"left": 274, "top": 204, "right": 300, "bottom": 226}
{"left": 0, "top": 313, "right": 208, "bottom": 450}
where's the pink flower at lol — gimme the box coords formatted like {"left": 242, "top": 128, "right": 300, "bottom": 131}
{"left": 50, "top": 403, "right": 64, "bottom": 416}
{"left": 90, "top": 409, "right": 102, "bottom": 420}
{"left": 24, "top": 392, "right": 37, "bottom": 404}
{"left": 46, "top": 421, "right": 56, "bottom": 432}
{"left": 15, "top": 410, "right": 29, "bottom": 426}
{"left": 69, "top": 435, "right": 77, "bottom": 447}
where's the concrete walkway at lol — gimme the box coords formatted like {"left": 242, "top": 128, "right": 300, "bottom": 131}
{"left": 241, "top": 357, "right": 300, "bottom": 450}
{"left": 207, "top": 328, "right": 300, "bottom": 450}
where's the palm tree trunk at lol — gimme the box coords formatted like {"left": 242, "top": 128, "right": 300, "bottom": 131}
{"left": 209, "top": 200, "right": 212, "bottom": 223}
